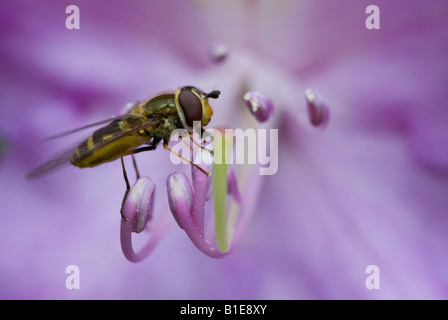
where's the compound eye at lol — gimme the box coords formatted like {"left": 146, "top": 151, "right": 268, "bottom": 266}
{"left": 179, "top": 89, "right": 202, "bottom": 127}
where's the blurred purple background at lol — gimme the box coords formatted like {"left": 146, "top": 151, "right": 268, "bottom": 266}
{"left": 1, "top": 0, "right": 448, "bottom": 299}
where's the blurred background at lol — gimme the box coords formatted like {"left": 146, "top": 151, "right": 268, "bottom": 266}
{"left": 1, "top": 0, "right": 448, "bottom": 299}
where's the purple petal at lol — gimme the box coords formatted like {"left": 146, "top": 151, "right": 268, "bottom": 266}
{"left": 2, "top": 0, "right": 448, "bottom": 300}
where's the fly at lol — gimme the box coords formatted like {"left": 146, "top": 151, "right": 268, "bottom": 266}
{"left": 27, "top": 86, "right": 220, "bottom": 219}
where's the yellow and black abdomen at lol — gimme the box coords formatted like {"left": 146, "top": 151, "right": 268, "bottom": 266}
{"left": 70, "top": 117, "right": 151, "bottom": 168}
{"left": 71, "top": 134, "right": 148, "bottom": 168}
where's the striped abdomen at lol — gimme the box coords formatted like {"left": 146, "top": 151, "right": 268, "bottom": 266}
{"left": 70, "top": 118, "right": 152, "bottom": 168}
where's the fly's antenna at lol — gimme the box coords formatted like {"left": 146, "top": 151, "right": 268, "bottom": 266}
{"left": 206, "top": 90, "right": 221, "bottom": 99}
{"left": 206, "top": 83, "right": 221, "bottom": 99}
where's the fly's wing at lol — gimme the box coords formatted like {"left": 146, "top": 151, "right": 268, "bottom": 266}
{"left": 26, "top": 114, "right": 161, "bottom": 179}
{"left": 25, "top": 148, "right": 79, "bottom": 179}
{"left": 42, "top": 116, "right": 141, "bottom": 141}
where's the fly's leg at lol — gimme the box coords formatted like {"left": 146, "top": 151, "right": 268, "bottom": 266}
{"left": 178, "top": 131, "right": 213, "bottom": 155}
{"left": 121, "top": 141, "right": 210, "bottom": 176}
{"left": 121, "top": 144, "right": 158, "bottom": 156}
{"left": 188, "top": 134, "right": 213, "bottom": 155}
{"left": 131, "top": 154, "right": 140, "bottom": 180}
{"left": 163, "top": 143, "right": 210, "bottom": 176}
{"left": 120, "top": 156, "right": 131, "bottom": 222}
{"left": 119, "top": 145, "right": 156, "bottom": 221}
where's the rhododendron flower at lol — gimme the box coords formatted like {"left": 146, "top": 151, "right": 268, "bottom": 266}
{"left": 0, "top": 0, "right": 447, "bottom": 299}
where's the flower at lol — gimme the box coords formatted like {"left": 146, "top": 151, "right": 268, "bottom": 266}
{"left": 1, "top": 0, "right": 448, "bottom": 299}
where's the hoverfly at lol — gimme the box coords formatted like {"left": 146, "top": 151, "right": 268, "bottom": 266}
{"left": 27, "top": 86, "right": 220, "bottom": 196}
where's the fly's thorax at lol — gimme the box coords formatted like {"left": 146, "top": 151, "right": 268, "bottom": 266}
{"left": 148, "top": 115, "right": 182, "bottom": 143}
{"left": 131, "top": 93, "right": 178, "bottom": 118}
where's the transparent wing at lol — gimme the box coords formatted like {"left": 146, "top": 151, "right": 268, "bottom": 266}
{"left": 43, "top": 113, "right": 147, "bottom": 141}
{"left": 26, "top": 148, "right": 78, "bottom": 179}
{"left": 26, "top": 114, "right": 160, "bottom": 179}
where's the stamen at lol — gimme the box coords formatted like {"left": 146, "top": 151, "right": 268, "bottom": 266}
{"left": 165, "top": 134, "right": 237, "bottom": 258}
{"left": 122, "top": 177, "right": 155, "bottom": 233}
{"left": 227, "top": 169, "right": 241, "bottom": 205}
{"left": 120, "top": 177, "right": 171, "bottom": 262}
{"left": 305, "top": 88, "right": 329, "bottom": 127}
{"left": 208, "top": 43, "right": 229, "bottom": 63}
{"left": 243, "top": 91, "right": 274, "bottom": 122}
{"left": 119, "top": 129, "right": 250, "bottom": 260}
{"left": 166, "top": 172, "right": 193, "bottom": 229}
{"left": 167, "top": 171, "right": 227, "bottom": 258}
